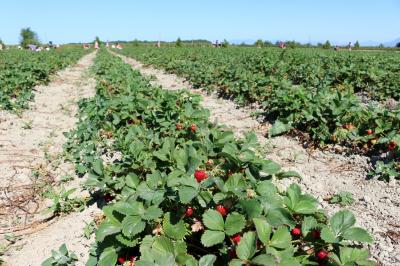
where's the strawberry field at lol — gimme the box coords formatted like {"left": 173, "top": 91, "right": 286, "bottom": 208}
{"left": 0, "top": 47, "right": 89, "bottom": 112}
{"left": 45, "top": 49, "right": 377, "bottom": 266}
{"left": 117, "top": 47, "right": 400, "bottom": 181}
{"left": 1, "top": 47, "right": 399, "bottom": 266}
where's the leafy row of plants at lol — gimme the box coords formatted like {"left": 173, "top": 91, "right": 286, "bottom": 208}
{"left": 116, "top": 47, "right": 400, "bottom": 181}
{"left": 0, "top": 47, "right": 90, "bottom": 112}
{"left": 59, "top": 49, "right": 375, "bottom": 265}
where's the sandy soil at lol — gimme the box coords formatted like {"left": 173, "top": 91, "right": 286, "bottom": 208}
{"left": 115, "top": 52, "right": 400, "bottom": 266}
{"left": 0, "top": 52, "right": 101, "bottom": 266}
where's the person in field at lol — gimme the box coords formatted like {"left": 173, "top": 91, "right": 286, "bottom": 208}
{"left": 94, "top": 41, "right": 99, "bottom": 49}
{"left": 348, "top": 42, "right": 352, "bottom": 51}
{"left": 157, "top": 41, "right": 161, "bottom": 48}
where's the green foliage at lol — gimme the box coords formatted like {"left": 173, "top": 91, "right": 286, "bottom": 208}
{"left": 59, "top": 50, "right": 375, "bottom": 265}
{"left": 20, "top": 27, "right": 40, "bottom": 48}
{"left": 329, "top": 192, "right": 355, "bottom": 207}
{"left": 44, "top": 186, "right": 85, "bottom": 216}
{"left": 0, "top": 47, "right": 89, "bottom": 112}
{"left": 322, "top": 40, "right": 331, "bottom": 49}
{"left": 176, "top": 37, "right": 183, "bottom": 47}
{"left": 115, "top": 46, "right": 400, "bottom": 180}
{"left": 42, "top": 244, "right": 78, "bottom": 266}
{"left": 354, "top": 41, "right": 360, "bottom": 50}
{"left": 254, "top": 39, "right": 264, "bottom": 48}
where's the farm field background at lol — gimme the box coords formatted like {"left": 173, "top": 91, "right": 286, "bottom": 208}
{"left": 1, "top": 1, "right": 400, "bottom": 266}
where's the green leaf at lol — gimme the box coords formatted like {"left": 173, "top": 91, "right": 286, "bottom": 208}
{"left": 203, "top": 209, "right": 224, "bottom": 231}
{"left": 301, "top": 216, "right": 318, "bottom": 236}
{"left": 330, "top": 210, "right": 356, "bottom": 236}
{"left": 96, "top": 220, "right": 121, "bottom": 242}
{"left": 228, "top": 259, "right": 244, "bottom": 266}
{"left": 256, "top": 181, "right": 277, "bottom": 197}
{"left": 339, "top": 247, "right": 373, "bottom": 265}
{"left": 276, "top": 171, "right": 301, "bottom": 179}
{"left": 270, "top": 227, "right": 291, "bottom": 249}
{"left": 253, "top": 218, "right": 272, "bottom": 245}
{"left": 251, "top": 254, "right": 276, "bottom": 266}
{"left": 236, "top": 231, "right": 257, "bottom": 260}
{"left": 199, "top": 254, "right": 217, "bottom": 266}
{"left": 163, "top": 212, "right": 187, "bottom": 240}
{"left": 321, "top": 226, "right": 338, "bottom": 243}
{"left": 268, "top": 120, "right": 292, "bottom": 137}
{"left": 201, "top": 230, "right": 225, "bottom": 247}
{"left": 179, "top": 186, "right": 199, "bottom": 204}
{"left": 342, "top": 227, "right": 373, "bottom": 243}
{"left": 121, "top": 215, "right": 146, "bottom": 237}
{"left": 279, "top": 257, "right": 301, "bottom": 266}
{"left": 152, "top": 236, "right": 174, "bottom": 256}
{"left": 98, "top": 247, "right": 117, "bottom": 266}
{"left": 92, "top": 159, "right": 104, "bottom": 176}
{"left": 143, "top": 206, "right": 163, "bottom": 220}
{"left": 239, "top": 199, "right": 263, "bottom": 219}
{"left": 224, "top": 213, "right": 246, "bottom": 236}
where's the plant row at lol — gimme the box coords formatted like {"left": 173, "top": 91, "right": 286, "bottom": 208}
{"left": 0, "top": 47, "right": 90, "bottom": 112}
{"left": 117, "top": 47, "right": 400, "bottom": 181}
{"left": 56, "top": 49, "right": 375, "bottom": 266}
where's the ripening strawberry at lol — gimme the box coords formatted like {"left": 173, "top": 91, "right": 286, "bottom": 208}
{"left": 185, "top": 207, "right": 194, "bottom": 217}
{"left": 388, "top": 141, "right": 397, "bottom": 151}
{"left": 316, "top": 250, "right": 328, "bottom": 260}
{"left": 291, "top": 227, "right": 301, "bottom": 236}
{"left": 366, "top": 129, "right": 373, "bottom": 135}
{"left": 231, "top": 234, "right": 241, "bottom": 244}
{"left": 176, "top": 123, "right": 184, "bottom": 130}
{"left": 206, "top": 159, "right": 214, "bottom": 167}
{"left": 194, "top": 170, "right": 208, "bottom": 182}
{"left": 216, "top": 205, "right": 228, "bottom": 216}
{"left": 189, "top": 124, "right": 197, "bottom": 132}
{"left": 311, "top": 229, "right": 321, "bottom": 240}
{"left": 118, "top": 257, "right": 126, "bottom": 264}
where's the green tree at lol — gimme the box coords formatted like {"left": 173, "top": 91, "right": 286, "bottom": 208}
{"left": 176, "top": 37, "right": 183, "bottom": 47}
{"left": 396, "top": 42, "right": 400, "bottom": 48}
{"left": 354, "top": 40, "right": 360, "bottom": 50}
{"left": 254, "top": 39, "right": 264, "bottom": 48}
{"left": 94, "top": 36, "right": 102, "bottom": 45}
{"left": 221, "top": 39, "right": 229, "bottom": 48}
{"left": 20, "top": 27, "right": 40, "bottom": 48}
{"left": 132, "top": 38, "right": 140, "bottom": 47}
{"left": 322, "top": 40, "right": 331, "bottom": 49}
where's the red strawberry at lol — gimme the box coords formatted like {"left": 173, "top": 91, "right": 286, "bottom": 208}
{"left": 291, "top": 227, "right": 301, "bottom": 236}
{"left": 185, "top": 207, "right": 194, "bottom": 217}
{"left": 118, "top": 257, "right": 126, "bottom": 264}
{"left": 388, "top": 141, "right": 397, "bottom": 151}
{"left": 366, "top": 129, "right": 373, "bottom": 135}
{"left": 231, "top": 234, "right": 241, "bottom": 244}
{"left": 311, "top": 229, "right": 321, "bottom": 240}
{"left": 316, "top": 250, "right": 328, "bottom": 260}
{"left": 216, "top": 205, "right": 228, "bottom": 216}
{"left": 176, "top": 123, "right": 184, "bottom": 130}
{"left": 189, "top": 124, "right": 197, "bottom": 132}
{"left": 194, "top": 170, "right": 208, "bottom": 182}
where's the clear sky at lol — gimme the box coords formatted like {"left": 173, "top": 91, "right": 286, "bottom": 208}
{"left": 1, "top": 0, "right": 399, "bottom": 45}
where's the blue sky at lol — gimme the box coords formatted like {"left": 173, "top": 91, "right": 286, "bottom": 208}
{"left": 1, "top": 0, "right": 399, "bottom": 45}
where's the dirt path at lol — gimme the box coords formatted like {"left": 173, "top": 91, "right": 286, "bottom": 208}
{"left": 0, "top": 52, "right": 101, "bottom": 266}
{"left": 115, "top": 52, "right": 400, "bottom": 265}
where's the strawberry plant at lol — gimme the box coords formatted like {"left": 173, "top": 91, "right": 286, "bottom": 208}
{"left": 59, "top": 50, "right": 376, "bottom": 265}
{"left": 0, "top": 47, "right": 90, "bottom": 112}
{"left": 116, "top": 46, "right": 400, "bottom": 181}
